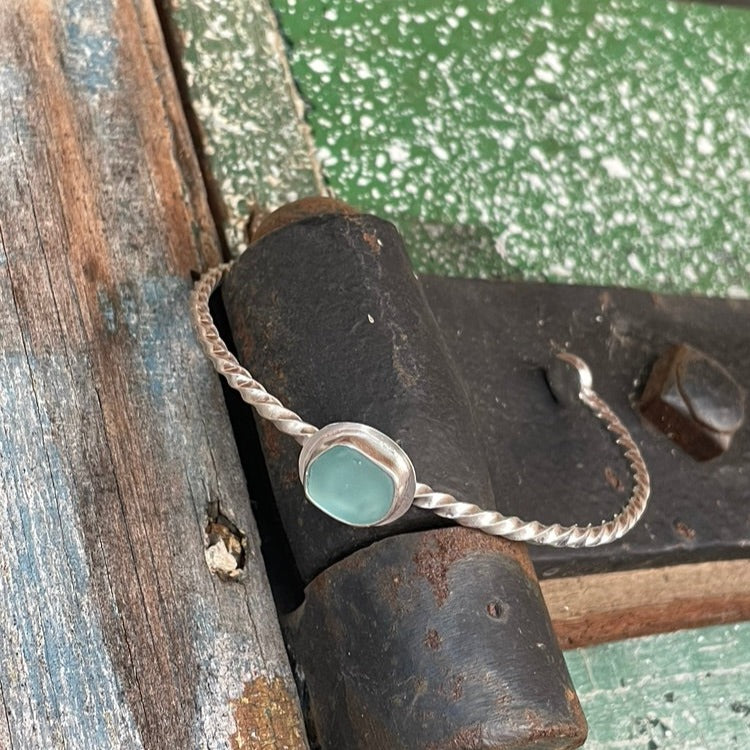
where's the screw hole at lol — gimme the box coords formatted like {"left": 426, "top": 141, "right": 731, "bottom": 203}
{"left": 486, "top": 602, "right": 503, "bottom": 619}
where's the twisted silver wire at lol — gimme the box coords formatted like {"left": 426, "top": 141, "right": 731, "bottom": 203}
{"left": 190, "top": 263, "right": 318, "bottom": 445}
{"left": 191, "top": 265, "right": 650, "bottom": 547}
{"left": 413, "top": 353, "right": 650, "bottom": 547}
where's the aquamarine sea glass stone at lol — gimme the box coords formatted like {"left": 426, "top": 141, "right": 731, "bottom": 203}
{"left": 304, "top": 444, "right": 395, "bottom": 526}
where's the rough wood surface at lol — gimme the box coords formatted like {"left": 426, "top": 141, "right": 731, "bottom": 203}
{"left": 162, "top": 0, "right": 326, "bottom": 255}
{"left": 541, "top": 560, "right": 750, "bottom": 650}
{"left": 0, "top": 1, "right": 307, "bottom": 748}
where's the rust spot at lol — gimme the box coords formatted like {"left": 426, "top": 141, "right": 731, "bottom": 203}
{"left": 450, "top": 675, "right": 465, "bottom": 701}
{"left": 251, "top": 196, "right": 357, "bottom": 243}
{"left": 604, "top": 466, "right": 625, "bottom": 492}
{"left": 281, "top": 467, "right": 299, "bottom": 490}
{"left": 259, "top": 419, "right": 284, "bottom": 463}
{"left": 362, "top": 230, "right": 381, "bottom": 254}
{"left": 437, "top": 672, "right": 465, "bottom": 701}
{"left": 565, "top": 686, "right": 587, "bottom": 730}
{"left": 229, "top": 676, "right": 306, "bottom": 750}
{"left": 374, "top": 567, "right": 408, "bottom": 617}
{"left": 674, "top": 519, "right": 697, "bottom": 540}
{"left": 245, "top": 201, "right": 270, "bottom": 244}
{"left": 412, "top": 527, "right": 535, "bottom": 607}
{"left": 424, "top": 628, "right": 441, "bottom": 650}
{"left": 413, "top": 538, "right": 451, "bottom": 606}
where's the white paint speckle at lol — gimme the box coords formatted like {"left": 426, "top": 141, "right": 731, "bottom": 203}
{"left": 601, "top": 156, "right": 631, "bottom": 179}
{"left": 701, "top": 75, "right": 718, "bottom": 95}
{"left": 539, "top": 49, "right": 565, "bottom": 75}
{"left": 535, "top": 67, "right": 557, "bottom": 84}
{"left": 431, "top": 144, "right": 450, "bottom": 161}
{"left": 308, "top": 57, "right": 332, "bottom": 74}
{"left": 627, "top": 253, "right": 645, "bottom": 274}
{"left": 696, "top": 135, "right": 715, "bottom": 156}
{"left": 387, "top": 142, "right": 410, "bottom": 162}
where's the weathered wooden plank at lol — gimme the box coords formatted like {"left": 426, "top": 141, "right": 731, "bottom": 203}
{"left": 566, "top": 623, "right": 750, "bottom": 749}
{"left": 0, "top": 1, "right": 306, "bottom": 748}
{"left": 161, "top": 0, "right": 326, "bottom": 255}
{"left": 541, "top": 560, "right": 750, "bottom": 649}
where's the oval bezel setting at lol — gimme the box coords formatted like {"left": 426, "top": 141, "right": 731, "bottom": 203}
{"left": 298, "top": 422, "right": 416, "bottom": 527}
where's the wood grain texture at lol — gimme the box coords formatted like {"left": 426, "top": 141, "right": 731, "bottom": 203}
{"left": 542, "top": 560, "right": 750, "bottom": 650}
{"left": 0, "top": 1, "right": 307, "bottom": 748}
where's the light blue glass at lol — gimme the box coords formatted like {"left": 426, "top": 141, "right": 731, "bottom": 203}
{"left": 304, "top": 444, "right": 395, "bottom": 525}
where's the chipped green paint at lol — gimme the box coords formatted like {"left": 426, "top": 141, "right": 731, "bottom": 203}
{"left": 567, "top": 623, "right": 750, "bottom": 748}
{"left": 274, "top": 0, "right": 750, "bottom": 297}
{"left": 168, "top": 0, "right": 325, "bottom": 254}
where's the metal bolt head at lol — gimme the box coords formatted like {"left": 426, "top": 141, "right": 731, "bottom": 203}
{"left": 639, "top": 344, "right": 745, "bottom": 461}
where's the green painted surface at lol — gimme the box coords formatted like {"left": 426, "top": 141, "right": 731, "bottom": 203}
{"left": 168, "top": 1, "right": 750, "bottom": 747}
{"left": 304, "top": 445, "right": 395, "bottom": 525}
{"left": 274, "top": 0, "right": 750, "bottom": 297}
{"left": 568, "top": 623, "right": 750, "bottom": 748}
{"left": 169, "top": 0, "right": 325, "bottom": 254}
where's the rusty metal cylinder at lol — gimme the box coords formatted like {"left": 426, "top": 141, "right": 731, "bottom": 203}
{"left": 285, "top": 528, "right": 586, "bottom": 750}
{"left": 221, "top": 199, "right": 587, "bottom": 749}
{"left": 223, "top": 201, "right": 495, "bottom": 580}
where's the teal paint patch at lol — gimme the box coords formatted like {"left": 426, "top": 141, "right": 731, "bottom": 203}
{"left": 274, "top": 0, "right": 750, "bottom": 297}
{"left": 61, "top": 0, "right": 117, "bottom": 94}
{"left": 565, "top": 623, "right": 750, "bottom": 748}
{"left": 0, "top": 352, "right": 142, "bottom": 748}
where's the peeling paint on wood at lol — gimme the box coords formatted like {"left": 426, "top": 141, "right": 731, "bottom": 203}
{"left": 0, "top": 0, "right": 307, "bottom": 747}
{"left": 567, "top": 623, "right": 750, "bottom": 749}
{"left": 275, "top": 0, "right": 750, "bottom": 298}
{"left": 162, "top": 0, "right": 326, "bottom": 256}
{"left": 230, "top": 677, "right": 307, "bottom": 750}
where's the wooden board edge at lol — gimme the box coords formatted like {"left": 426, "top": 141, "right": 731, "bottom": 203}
{"left": 541, "top": 559, "right": 750, "bottom": 649}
